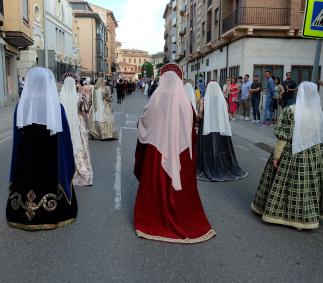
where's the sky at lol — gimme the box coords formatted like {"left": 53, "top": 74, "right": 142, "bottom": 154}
{"left": 89, "top": 0, "right": 169, "bottom": 54}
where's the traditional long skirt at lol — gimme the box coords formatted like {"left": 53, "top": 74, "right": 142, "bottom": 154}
{"left": 7, "top": 123, "right": 77, "bottom": 230}
{"left": 197, "top": 119, "right": 248, "bottom": 182}
{"left": 88, "top": 101, "right": 118, "bottom": 140}
{"left": 134, "top": 141, "right": 215, "bottom": 243}
{"left": 252, "top": 143, "right": 323, "bottom": 230}
{"left": 252, "top": 105, "right": 323, "bottom": 230}
{"left": 73, "top": 115, "right": 93, "bottom": 186}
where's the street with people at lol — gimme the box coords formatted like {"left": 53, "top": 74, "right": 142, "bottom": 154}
{"left": 1, "top": 0, "right": 323, "bottom": 282}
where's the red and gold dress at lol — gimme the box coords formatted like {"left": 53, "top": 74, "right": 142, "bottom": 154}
{"left": 134, "top": 114, "right": 215, "bottom": 244}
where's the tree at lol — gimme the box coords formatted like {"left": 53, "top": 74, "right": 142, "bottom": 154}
{"left": 141, "top": 62, "right": 154, "bottom": 78}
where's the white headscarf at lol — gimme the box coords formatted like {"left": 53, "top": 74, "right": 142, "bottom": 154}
{"left": 292, "top": 81, "right": 323, "bottom": 154}
{"left": 90, "top": 78, "right": 105, "bottom": 122}
{"left": 17, "top": 67, "right": 62, "bottom": 135}
{"left": 138, "top": 71, "right": 193, "bottom": 191}
{"left": 60, "top": 76, "right": 83, "bottom": 153}
{"left": 203, "top": 81, "right": 232, "bottom": 136}
{"left": 184, "top": 82, "right": 197, "bottom": 114}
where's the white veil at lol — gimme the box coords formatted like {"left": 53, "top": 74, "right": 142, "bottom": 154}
{"left": 203, "top": 81, "right": 232, "bottom": 136}
{"left": 17, "top": 67, "right": 62, "bottom": 135}
{"left": 184, "top": 82, "right": 197, "bottom": 114}
{"left": 60, "top": 76, "right": 83, "bottom": 153}
{"left": 292, "top": 81, "right": 323, "bottom": 154}
{"left": 91, "top": 78, "right": 105, "bottom": 122}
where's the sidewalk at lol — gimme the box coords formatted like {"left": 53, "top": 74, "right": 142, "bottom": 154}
{"left": 231, "top": 117, "right": 277, "bottom": 152}
{"left": 0, "top": 104, "right": 15, "bottom": 143}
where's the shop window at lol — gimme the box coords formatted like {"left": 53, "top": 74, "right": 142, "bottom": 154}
{"left": 253, "top": 65, "right": 284, "bottom": 84}
{"left": 291, "top": 65, "right": 321, "bottom": 84}
{"left": 229, "top": 65, "right": 240, "bottom": 80}
{"left": 220, "top": 68, "right": 227, "bottom": 87}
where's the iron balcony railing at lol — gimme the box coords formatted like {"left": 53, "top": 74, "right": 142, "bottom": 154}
{"left": 222, "top": 7, "right": 290, "bottom": 34}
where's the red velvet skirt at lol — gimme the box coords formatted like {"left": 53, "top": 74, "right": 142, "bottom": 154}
{"left": 134, "top": 141, "right": 215, "bottom": 244}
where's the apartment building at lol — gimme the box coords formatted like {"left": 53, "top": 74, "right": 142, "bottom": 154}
{"left": 44, "top": 0, "right": 80, "bottom": 80}
{"left": 117, "top": 48, "right": 152, "bottom": 81}
{"left": 0, "top": 0, "right": 34, "bottom": 106}
{"left": 15, "top": 0, "right": 44, "bottom": 80}
{"left": 151, "top": 51, "right": 166, "bottom": 76}
{"left": 69, "top": 0, "right": 107, "bottom": 79}
{"left": 90, "top": 3, "right": 118, "bottom": 79}
{"left": 165, "top": 0, "right": 323, "bottom": 90}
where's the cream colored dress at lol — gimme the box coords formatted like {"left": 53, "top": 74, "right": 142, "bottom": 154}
{"left": 88, "top": 86, "right": 118, "bottom": 140}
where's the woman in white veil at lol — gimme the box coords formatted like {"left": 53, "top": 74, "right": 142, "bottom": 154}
{"left": 60, "top": 74, "right": 93, "bottom": 186}
{"left": 88, "top": 78, "right": 118, "bottom": 140}
{"left": 252, "top": 81, "right": 323, "bottom": 230}
{"left": 197, "top": 81, "right": 248, "bottom": 182}
{"left": 7, "top": 67, "right": 77, "bottom": 230}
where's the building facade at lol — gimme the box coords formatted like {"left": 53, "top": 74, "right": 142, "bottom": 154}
{"left": 0, "top": 0, "right": 34, "bottom": 106}
{"left": 16, "top": 0, "right": 44, "bottom": 79}
{"left": 42, "top": 0, "right": 80, "bottom": 81}
{"left": 117, "top": 48, "right": 152, "bottom": 81}
{"left": 151, "top": 51, "right": 166, "bottom": 77}
{"left": 69, "top": 0, "right": 107, "bottom": 79}
{"left": 0, "top": 0, "right": 6, "bottom": 106}
{"left": 164, "top": 0, "right": 323, "bottom": 92}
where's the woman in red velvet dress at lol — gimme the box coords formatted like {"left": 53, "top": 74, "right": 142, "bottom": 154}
{"left": 134, "top": 63, "right": 216, "bottom": 244}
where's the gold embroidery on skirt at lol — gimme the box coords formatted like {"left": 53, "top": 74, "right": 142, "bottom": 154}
{"left": 8, "top": 188, "right": 64, "bottom": 221}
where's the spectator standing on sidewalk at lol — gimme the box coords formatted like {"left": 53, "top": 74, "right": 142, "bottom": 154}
{"left": 240, "top": 74, "right": 252, "bottom": 121}
{"left": 237, "top": 76, "right": 243, "bottom": 116}
{"left": 249, "top": 75, "right": 262, "bottom": 123}
{"left": 282, "top": 72, "right": 298, "bottom": 108}
{"left": 273, "top": 77, "right": 285, "bottom": 123}
{"left": 264, "top": 71, "right": 275, "bottom": 125}
{"left": 222, "top": 78, "right": 231, "bottom": 100}
{"left": 228, "top": 78, "right": 239, "bottom": 121}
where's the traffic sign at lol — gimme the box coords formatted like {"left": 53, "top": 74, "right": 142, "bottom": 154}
{"left": 303, "top": 0, "right": 323, "bottom": 38}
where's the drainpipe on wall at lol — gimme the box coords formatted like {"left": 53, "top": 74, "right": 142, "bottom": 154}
{"left": 226, "top": 44, "right": 229, "bottom": 76}
{"left": 43, "top": 0, "right": 48, "bottom": 68}
{"left": 0, "top": 38, "right": 7, "bottom": 106}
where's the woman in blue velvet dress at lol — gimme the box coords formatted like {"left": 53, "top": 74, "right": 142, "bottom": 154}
{"left": 6, "top": 67, "right": 78, "bottom": 230}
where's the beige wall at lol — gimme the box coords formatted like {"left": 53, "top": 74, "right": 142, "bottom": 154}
{"left": 77, "top": 17, "right": 96, "bottom": 76}
{"left": 3, "top": 0, "right": 31, "bottom": 39}
{"left": 90, "top": 4, "right": 118, "bottom": 77}
{"left": 107, "top": 13, "right": 117, "bottom": 76}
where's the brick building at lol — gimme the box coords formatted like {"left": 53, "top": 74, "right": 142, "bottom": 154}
{"left": 164, "top": 0, "right": 322, "bottom": 93}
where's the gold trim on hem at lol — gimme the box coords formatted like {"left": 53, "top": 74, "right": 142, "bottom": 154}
{"left": 8, "top": 218, "right": 76, "bottom": 231}
{"left": 262, "top": 215, "right": 319, "bottom": 230}
{"left": 251, "top": 202, "right": 264, "bottom": 216}
{"left": 135, "top": 229, "right": 216, "bottom": 244}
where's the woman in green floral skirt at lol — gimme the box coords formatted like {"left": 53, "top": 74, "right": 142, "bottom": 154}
{"left": 251, "top": 81, "right": 323, "bottom": 230}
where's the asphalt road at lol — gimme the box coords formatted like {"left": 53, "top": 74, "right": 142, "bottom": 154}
{"left": 0, "top": 90, "right": 323, "bottom": 283}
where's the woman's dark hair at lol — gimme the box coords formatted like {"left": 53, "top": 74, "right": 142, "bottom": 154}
{"left": 275, "top": 77, "right": 281, "bottom": 84}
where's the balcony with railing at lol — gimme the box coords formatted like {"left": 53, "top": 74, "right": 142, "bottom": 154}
{"left": 222, "top": 7, "right": 290, "bottom": 34}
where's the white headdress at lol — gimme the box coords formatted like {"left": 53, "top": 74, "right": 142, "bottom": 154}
{"left": 17, "top": 67, "right": 62, "bottom": 135}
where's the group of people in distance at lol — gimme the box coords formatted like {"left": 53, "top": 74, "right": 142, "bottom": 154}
{"left": 115, "top": 79, "right": 136, "bottom": 104}
{"left": 5, "top": 63, "right": 323, "bottom": 243}
{"left": 221, "top": 71, "right": 297, "bottom": 124}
